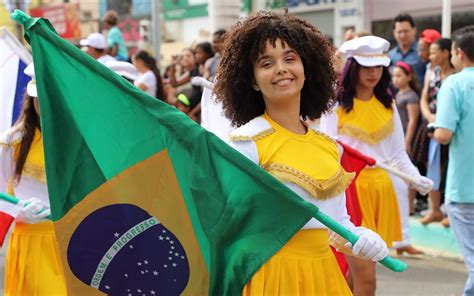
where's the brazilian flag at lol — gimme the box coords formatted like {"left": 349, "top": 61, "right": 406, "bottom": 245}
{"left": 13, "top": 11, "right": 317, "bottom": 295}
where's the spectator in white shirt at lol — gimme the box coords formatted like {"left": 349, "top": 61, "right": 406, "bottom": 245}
{"left": 132, "top": 51, "right": 165, "bottom": 100}
{"left": 80, "top": 33, "right": 116, "bottom": 64}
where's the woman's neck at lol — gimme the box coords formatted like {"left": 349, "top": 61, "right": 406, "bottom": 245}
{"left": 398, "top": 84, "right": 410, "bottom": 93}
{"left": 439, "top": 61, "right": 454, "bottom": 78}
{"left": 184, "top": 64, "right": 195, "bottom": 72}
{"left": 355, "top": 85, "right": 374, "bottom": 101}
{"left": 265, "top": 97, "right": 306, "bottom": 135}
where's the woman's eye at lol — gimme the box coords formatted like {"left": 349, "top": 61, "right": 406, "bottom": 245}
{"left": 262, "top": 61, "right": 272, "bottom": 68}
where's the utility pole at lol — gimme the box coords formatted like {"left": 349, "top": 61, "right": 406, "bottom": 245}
{"left": 442, "top": 0, "right": 452, "bottom": 38}
{"left": 253, "top": 0, "right": 266, "bottom": 11}
{"left": 151, "top": 0, "right": 161, "bottom": 59}
{"left": 208, "top": 0, "right": 241, "bottom": 34}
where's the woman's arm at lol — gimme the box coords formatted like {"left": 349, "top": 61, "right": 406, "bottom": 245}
{"left": 188, "top": 102, "right": 201, "bottom": 122}
{"left": 388, "top": 105, "right": 420, "bottom": 177}
{"left": 136, "top": 83, "right": 148, "bottom": 92}
{"left": 168, "top": 65, "right": 191, "bottom": 87}
{"left": 203, "top": 58, "right": 213, "bottom": 80}
{"left": 420, "top": 73, "right": 435, "bottom": 123}
{"left": 404, "top": 102, "right": 419, "bottom": 154}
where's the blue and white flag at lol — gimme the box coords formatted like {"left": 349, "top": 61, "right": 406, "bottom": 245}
{"left": 0, "top": 27, "right": 32, "bottom": 133}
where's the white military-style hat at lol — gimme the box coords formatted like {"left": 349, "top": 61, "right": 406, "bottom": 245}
{"left": 24, "top": 63, "right": 37, "bottom": 97}
{"left": 339, "top": 36, "right": 391, "bottom": 67}
{"left": 105, "top": 60, "right": 138, "bottom": 81}
{"left": 79, "top": 33, "right": 106, "bottom": 50}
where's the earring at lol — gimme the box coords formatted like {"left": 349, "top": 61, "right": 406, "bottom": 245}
{"left": 253, "top": 84, "right": 260, "bottom": 91}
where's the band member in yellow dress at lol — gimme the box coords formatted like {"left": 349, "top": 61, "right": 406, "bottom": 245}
{"left": 320, "top": 36, "right": 432, "bottom": 296}
{"left": 214, "top": 11, "right": 389, "bottom": 296}
{"left": 0, "top": 64, "right": 67, "bottom": 295}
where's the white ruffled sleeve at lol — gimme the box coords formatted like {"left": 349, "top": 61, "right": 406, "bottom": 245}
{"left": 386, "top": 105, "right": 421, "bottom": 178}
{"left": 228, "top": 140, "right": 259, "bottom": 165}
{"left": 335, "top": 192, "right": 357, "bottom": 232}
{"left": 0, "top": 132, "right": 14, "bottom": 193}
{"left": 319, "top": 108, "right": 339, "bottom": 138}
{"left": 0, "top": 130, "right": 21, "bottom": 217}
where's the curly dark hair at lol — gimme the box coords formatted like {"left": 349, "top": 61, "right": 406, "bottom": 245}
{"left": 213, "top": 10, "right": 336, "bottom": 127}
{"left": 337, "top": 58, "right": 393, "bottom": 112}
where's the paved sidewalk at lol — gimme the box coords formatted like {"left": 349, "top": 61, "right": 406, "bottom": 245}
{"left": 409, "top": 216, "right": 462, "bottom": 259}
{"left": 378, "top": 255, "right": 467, "bottom": 295}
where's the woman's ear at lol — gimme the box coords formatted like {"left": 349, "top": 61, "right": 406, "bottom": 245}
{"left": 252, "top": 79, "right": 260, "bottom": 91}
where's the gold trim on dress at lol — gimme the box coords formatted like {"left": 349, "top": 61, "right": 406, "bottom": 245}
{"left": 22, "top": 162, "right": 47, "bottom": 183}
{"left": 306, "top": 125, "right": 337, "bottom": 146}
{"left": 261, "top": 162, "right": 355, "bottom": 200}
{"left": 338, "top": 118, "right": 394, "bottom": 144}
{"left": 230, "top": 128, "right": 275, "bottom": 142}
{"left": 0, "top": 139, "right": 21, "bottom": 148}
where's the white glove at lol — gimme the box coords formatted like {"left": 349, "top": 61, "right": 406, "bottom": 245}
{"left": 16, "top": 198, "right": 50, "bottom": 224}
{"left": 329, "top": 227, "right": 388, "bottom": 262}
{"left": 190, "top": 76, "right": 214, "bottom": 90}
{"left": 409, "top": 176, "right": 433, "bottom": 196}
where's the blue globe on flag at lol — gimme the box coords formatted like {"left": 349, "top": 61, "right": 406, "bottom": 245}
{"left": 67, "top": 204, "right": 190, "bottom": 295}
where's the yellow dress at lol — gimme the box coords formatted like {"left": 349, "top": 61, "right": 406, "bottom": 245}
{"left": 234, "top": 113, "right": 353, "bottom": 296}
{"left": 336, "top": 97, "right": 402, "bottom": 247}
{"left": 3, "top": 129, "right": 67, "bottom": 295}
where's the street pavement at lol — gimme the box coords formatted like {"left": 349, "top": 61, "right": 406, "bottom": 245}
{"left": 0, "top": 243, "right": 468, "bottom": 295}
{"left": 377, "top": 254, "right": 467, "bottom": 296}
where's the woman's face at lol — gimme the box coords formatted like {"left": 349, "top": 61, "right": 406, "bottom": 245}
{"left": 429, "top": 43, "right": 449, "bottom": 66}
{"left": 181, "top": 49, "right": 195, "bottom": 69}
{"left": 253, "top": 39, "right": 305, "bottom": 107}
{"left": 132, "top": 58, "right": 147, "bottom": 73}
{"left": 357, "top": 65, "right": 383, "bottom": 89}
{"left": 33, "top": 97, "right": 40, "bottom": 117}
{"left": 392, "top": 67, "right": 410, "bottom": 89}
{"left": 194, "top": 47, "right": 209, "bottom": 65}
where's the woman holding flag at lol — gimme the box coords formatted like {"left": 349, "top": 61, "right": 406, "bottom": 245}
{"left": 320, "top": 36, "right": 433, "bottom": 296}
{"left": 0, "top": 64, "right": 66, "bottom": 295}
{"left": 214, "top": 11, "right": 389, "bottom": 295}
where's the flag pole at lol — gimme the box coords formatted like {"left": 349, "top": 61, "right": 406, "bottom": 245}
{"left": 375, "top": 162, "right": 418, "bottom": 184}
{"left": 0, "top": 192, "right": 51, "bottom": 220}
{"left": 0, "top": 192, "right": 20, "bottom": 205}
{"left": 313, "top": 208, "right": 407, "bottom": 272}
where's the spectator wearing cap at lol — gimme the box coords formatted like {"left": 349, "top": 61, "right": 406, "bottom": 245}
{"left": 102, "top": 10, "right": 128, "bottom": 62}
{"left": 418, "top": 29, "right": 442, "bottom": 89}
{"left": 418, "top": 29, "right": 442, "bottom": 64}
{"left": 321, "top": 35, "right": 433, "bottom": 296}
{"left": 80, "top": 33, "right": 116, "bottom": 65}
{"left": 389, "top": 14, "right": 426, "bottom": 88}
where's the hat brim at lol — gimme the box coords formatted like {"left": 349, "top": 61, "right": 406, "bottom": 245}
{"left": 115, "top": 70, "right": 138, "bottom": 81}
{"left": 27, "top": 81, "right": 37, "bottom": 97}
{"left": 353, "top": 55, "right": 390, "bottom": 67}
{"left": 79, "top": 39, "right": 89, "bottom": 47}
